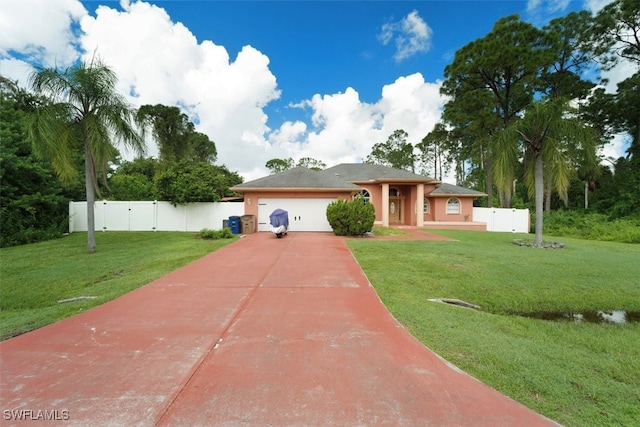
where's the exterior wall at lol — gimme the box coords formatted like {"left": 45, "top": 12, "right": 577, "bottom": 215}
{"left": 241, "top": 191, "right": 353, "bottom": 217}
{"left": 429, "top": 197, "right": 475, "bottom": 222}
{"left": 359, "top": 184, "right": 383, "bottom": 222}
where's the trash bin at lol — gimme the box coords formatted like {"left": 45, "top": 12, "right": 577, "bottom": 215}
{"left": 228, "top": 216, "right": 241, "bottom": 234}
{"left": 222, "top": 219, "right": 230, "bottom": 230}
{"left": 241, "top": 215, "right": 256, "bottom": 234}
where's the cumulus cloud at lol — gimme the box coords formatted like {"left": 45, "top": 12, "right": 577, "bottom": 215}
{"left": 0, "top": 0, "right": 86, "bottom": 82}
{"left": 378, "top": 10, "right": 432, "bottom": 62}
{"left": 77, "top": 0, "right": 281, "bottom": 175}
{"left": 270, "top": 74, "right": 445, "bottom": 176}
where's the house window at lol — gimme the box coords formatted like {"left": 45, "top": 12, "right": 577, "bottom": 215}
{"left": 354, "top": 190, "right": 371, "bottom": 203}
{"left": 423, "top": 199, "right": 430, "bottom": 214}
{"left": 447, "top": 198, "right": 460, "bottom": 214}
{"left": 389, "top": 187, "right": 401, "bottom": 197}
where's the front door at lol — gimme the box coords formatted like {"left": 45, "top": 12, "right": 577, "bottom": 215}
{"left": 389, "top": 198, "right": 402, "bottom": 223}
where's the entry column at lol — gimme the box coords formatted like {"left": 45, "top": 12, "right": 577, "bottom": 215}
{"left": 417, "top": 184, "right": 424, "bottom": 227}
{"left": 381, "top": 183, "right": 389, "bottom": 227}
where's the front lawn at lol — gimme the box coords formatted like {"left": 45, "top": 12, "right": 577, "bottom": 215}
{"left": 0, "top": 232, "right": 236, "bottom": 340}
{"left": 348, "top": 230, "right": 640, "bottom": 427}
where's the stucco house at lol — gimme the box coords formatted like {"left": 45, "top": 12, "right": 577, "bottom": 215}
{"left": 231, "top": 163, "right": 487, "bottom": 232}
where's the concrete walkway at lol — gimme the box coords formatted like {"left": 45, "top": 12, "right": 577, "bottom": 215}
{"left": 1, "top": 232, "right": 559, "bottom": 426}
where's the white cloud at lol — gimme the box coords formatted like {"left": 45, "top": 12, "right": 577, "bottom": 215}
{"left": 77, "top": 1, "right": 280, "bottom": 173}
{"left": 0, "top": 0, "right": 86, "bottom": 82}
{"left": 379, "top": 10, "right": 432, "bottom": 62}
{"left": 265, "top": 74, "right": 446, "bottom": 180}
{"left": 527, "top": 0, "right": 571, "bottom": 13}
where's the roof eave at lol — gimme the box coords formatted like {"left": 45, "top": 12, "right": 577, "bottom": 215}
{"left": 231, "top": 187, "right": 359, "bottom": 193}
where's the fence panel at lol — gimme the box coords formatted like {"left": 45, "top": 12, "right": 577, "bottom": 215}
{"left": 472, "top": 207, "right": 530, "bottom": 233}
{"left": 69, "top": 201, "right": 244, "bottom": 232}
{"left": 130, "top": 202, "right": 157, "bottom": 231}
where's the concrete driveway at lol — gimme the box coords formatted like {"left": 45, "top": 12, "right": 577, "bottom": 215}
{"left": 0, "top": 232, "right": 559, "bottom": 426}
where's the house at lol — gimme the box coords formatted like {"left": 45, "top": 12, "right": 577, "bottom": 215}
{"left": 231, "top": 163, "right": 487, "bottom": 232}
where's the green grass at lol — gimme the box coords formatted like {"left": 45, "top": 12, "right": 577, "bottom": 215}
{"left": 348, "top": 230, "right": 640, "bottom": 427}
{"left": 372, "top": 225, "right": 411, "bottom": 236}
{"left": 0, "top": 232, "right": 236, "bottom": 340}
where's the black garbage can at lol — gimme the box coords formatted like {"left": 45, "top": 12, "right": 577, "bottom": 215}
{"left": 228, "top": 216, "right": 241, "bottom": 234}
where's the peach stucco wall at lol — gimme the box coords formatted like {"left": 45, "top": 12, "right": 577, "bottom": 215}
{"left": 427, "top": 197, "right": 475, "bottom": 222}
{"left": 239, "top": 186, "right": 480, "bottom": 227}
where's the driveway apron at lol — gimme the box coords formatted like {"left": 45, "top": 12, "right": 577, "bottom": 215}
{"left": 0, "top": 232, "right": 559, "bottom": 426}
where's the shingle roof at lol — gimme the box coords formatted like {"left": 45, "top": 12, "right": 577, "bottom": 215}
{"left": 429, "top": 182, "right": 487, "bottom": 196}
{"left": 232, "top": 164, "right": 485, "bottom": 198}
{"left": 232, "top": 166, "right": 361, "bottom": 191}
{"left": 323, "top": 163, "right": 436, "bottom": 182}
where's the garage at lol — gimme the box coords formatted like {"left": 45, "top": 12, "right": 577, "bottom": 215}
{"left": 257, "top": 198, "right": 336, "bottom": 232}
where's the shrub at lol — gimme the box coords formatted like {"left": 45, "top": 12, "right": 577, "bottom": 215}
{"left": 326, "top": 198, "right": 375, "bottom": 236}
{"left": 543, "top": 210, "right": 640, "bottom": 243}
{"left": 198, "top": 228, "right": 234, "bottom": 240}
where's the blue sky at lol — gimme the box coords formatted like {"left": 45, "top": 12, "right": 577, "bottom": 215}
{"left": 1, "top": 0, "right": 631, "bottom": 181}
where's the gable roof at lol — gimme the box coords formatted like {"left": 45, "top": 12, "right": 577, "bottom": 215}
{"left": 232, "top": 166, "right": 361, "bottom": 192}
{"left": 323, "top": 163, "right": 436, "bottom": 183}
{"left": 429, "top": 182, "right": 487, "bottom": 197}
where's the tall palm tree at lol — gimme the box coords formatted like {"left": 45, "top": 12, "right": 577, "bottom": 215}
{"left": 28, "top": 59, "right": 145, "bottom": 253}
{"left": 494, "top": 99, "right": 597, "bottom": 246}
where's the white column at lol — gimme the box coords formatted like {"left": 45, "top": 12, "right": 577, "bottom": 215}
{"left": 417, "top": 183, "right": 424, "bottom": 227}
{"left": 381, "top": 183, "right": 389, "bottom": 227}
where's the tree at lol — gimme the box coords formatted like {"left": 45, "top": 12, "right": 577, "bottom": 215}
{"left": 495, "top": 99, "right": 597, "bottom": 246}
{"left": 416, "top": 123, "right": 453, "bottom": 180}
{"left": 0, "top": 83, "right": 69, "bottom": 247}
{"left": 590, "top": 0, "right": 640, "bottom": 67}
{"left": 137, "top": 104, "right": 193, "bottom": 165}
{"left": 154, "top": 161, "right": 242, "bottom": 206}
{"left": 296, "top": 157, "right": 326, "bottom": 171}
{"left": 265, "top": 158, "right": 294, "bottom": 174}
{"left": 189, "top": 131, "right": 217, "bottom": 164}
{"left": 365, "top": 129, "right": 415, "bottom": 172}
{"left": 28, "top": 59, "right": 145, "bottom": 253}
{"left": 442, "top": 15, "right": 554, "bottom": 207}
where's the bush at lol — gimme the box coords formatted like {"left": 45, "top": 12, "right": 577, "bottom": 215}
{"left": 326, "top": 198, "right": 375, "bottom": 236}
{"left": 543, "top": 210, "right": 640, "bottom": 244}
{"left": 197, "top": 228, "right": 234, "bottom": 240}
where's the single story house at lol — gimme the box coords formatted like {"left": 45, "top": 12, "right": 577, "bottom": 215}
{"left": 231, "top": 163, "right": 487, "bottom": 232}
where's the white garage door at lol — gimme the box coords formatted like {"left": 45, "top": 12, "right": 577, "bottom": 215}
{"left": 257, "top": 198, "right": 336, "bottom": 232}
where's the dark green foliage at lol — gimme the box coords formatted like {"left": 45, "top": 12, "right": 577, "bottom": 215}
{"left": 326, "top": 198, "right": 375, "bottom": 236}
{"left": 107, "top": 157, "right": 159, "bottom": 200}
{"left": 198, "top": 228, "right": 234, "bottom": 239}
{"left": 365, "top": 129, "right": 415, "bottom": 172}
{"left": 154, "top": 161, "right": 242, "bottom": 206}
{"left": 0, "top": 93, "right": 69, "bottom": 247}
{"left": 137, "top": 104, "right": 217, "bottom": 165}
{"left": 542, "top": 210, "right": 640, "bottom": 243}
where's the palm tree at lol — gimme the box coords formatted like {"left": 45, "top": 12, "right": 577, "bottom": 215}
{"left": 494, "top": 99, "right": 597, "bottom": 246}
{"left": 28, "top": 59, "right": 145, "bottom": 253}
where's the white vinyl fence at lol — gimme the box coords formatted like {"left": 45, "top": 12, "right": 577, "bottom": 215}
{"left": 69, "top": 201, "right": 244, "bottom": 233}
{"left": 472, "top": 207, "right": 530, "bottom": 233}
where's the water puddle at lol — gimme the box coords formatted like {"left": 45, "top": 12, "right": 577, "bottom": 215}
{"left": 513, "top": 310, "right": 640, "bottom": 325}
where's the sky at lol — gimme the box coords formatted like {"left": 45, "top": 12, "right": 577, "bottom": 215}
{"left": 0, "top": 0, "right": 635, "bottom": 182}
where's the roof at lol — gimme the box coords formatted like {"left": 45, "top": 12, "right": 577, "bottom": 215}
{"left": 232, "top": 166, "right": 361, "bottom": 192}
{"left": 232, "top": 164, "right": 485, "bottom": 198}
{"left": 323, "top": 163, "right": 436, "bottom": 183}
{"left": 428, "top": 182, "right": 487, "bottom": 197}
